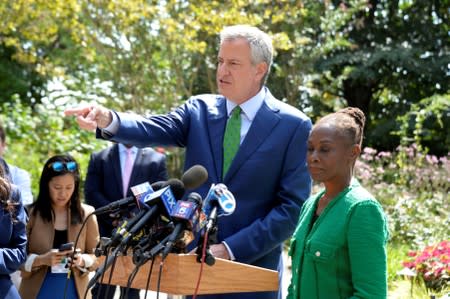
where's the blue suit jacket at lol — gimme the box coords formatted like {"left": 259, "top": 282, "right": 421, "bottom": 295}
{"left": 102, "top": 89, "right": 312, "bottom": 298}
{"left": 85, "top": 144, "right": 168, "bottom": 237}
{"left": 0, "top": 189, "right": 27, "bottom": 299}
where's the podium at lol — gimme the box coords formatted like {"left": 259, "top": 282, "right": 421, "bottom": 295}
{"left": 98, "top": 254, "right": 278, "bottom": 295}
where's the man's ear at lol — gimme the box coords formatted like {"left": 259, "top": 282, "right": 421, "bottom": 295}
{"left": 255, "top": 62, "right": 268, "bottom": 82}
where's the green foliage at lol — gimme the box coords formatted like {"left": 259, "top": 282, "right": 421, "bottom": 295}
{"left": 354, "top": 145, "right": 449, "bottom": 247}
{"left": 0, "top": 45, "right": 46, "bottom": 105}
{"left": 396, "top": 94, "right": 450, "bottom": 156}
{"left": 0, "top": 96, "right": 103, "bottom": 197}
{"left": 0, "top": 0, "right": 448, "bottom": 167}
{"left": 388, "top": 243, "right": 410, "bottom": 287}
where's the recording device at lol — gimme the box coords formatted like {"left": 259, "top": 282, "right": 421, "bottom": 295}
{"left": 59, "top": 242, "right": 74, "bottom": 252}
{"left": 92, "top": 164, "right": 205, "bottom": 215}
{"left": 87, "top": 180, "right": 183, "bottom": 291}
{"left": 88, "top": 166, "right": 207, "bottom": 290}
{"left": 202, "top": 183, "right": 236, "bottom": 232}
{"left": 161, "top": 192, "right": 203, "bottom": 259}
{"left": 107, "top": 182, "right": 181, "bottom": 251}
{"left": 195, "top": 184, "right": 235, "bottom": 266}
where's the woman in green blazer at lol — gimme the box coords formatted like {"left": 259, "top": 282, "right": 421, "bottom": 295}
{"left": 287, "top": 107, "right": 388, "bottom": 299}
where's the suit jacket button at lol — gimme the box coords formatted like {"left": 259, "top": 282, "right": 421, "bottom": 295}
{"left": 315, "top": 251, "right": 321, "bottom": 257}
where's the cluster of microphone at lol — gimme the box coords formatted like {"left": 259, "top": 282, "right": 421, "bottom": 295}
{"left": 87, "top": 164, "right": 236, "bottom": 290}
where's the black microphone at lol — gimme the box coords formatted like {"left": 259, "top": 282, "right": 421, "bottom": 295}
{"left": 93, "top": 176, "right": 186, "bottom": 215}
{"left": 161, "top": 192, "right": 203, "bottom": 259}
{"left": 87, "top": 180, "right": 184, "bottom": 290}
{"left": 181, "top": 164, "right": 208, "bottom": 190}
{"left": 93, "top": 196, "right": 135, "bottom": 215}
{"left": 149, "top": 178, "right": 186, "bottom": 201}
{"left": 106, "top": 179, "right": 184, "bottom": 250}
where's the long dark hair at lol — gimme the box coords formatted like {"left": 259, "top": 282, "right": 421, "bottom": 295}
{"left": 32, "top": 154, "right": 83, "bottom": 224}
{"left": 0, "top": 158, "right": 17, "bottom": 221}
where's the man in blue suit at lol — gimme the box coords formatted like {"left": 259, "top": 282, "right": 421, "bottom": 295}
{"left": 66, "top": 24, "right": 312, "bottom": 299}
{"left": 85, "top": 142, "right": 168, "bottom": 299}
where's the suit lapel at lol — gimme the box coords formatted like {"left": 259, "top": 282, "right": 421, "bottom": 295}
{"left": 224, "top": 95, "right": 280, "bottom": 182}
{"left": 207, "top": 97, "right": 227, "bottom": 181}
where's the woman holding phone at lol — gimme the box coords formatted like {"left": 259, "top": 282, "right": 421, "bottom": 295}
{"left": 0, "top": 159, "right": 27, "bottom": 299}
{"left": 19, "top": 154, "right": 100, "bottom": 299}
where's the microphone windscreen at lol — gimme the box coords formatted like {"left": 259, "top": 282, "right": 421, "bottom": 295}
{"left": 187, "top": 192, "right": 203, "bottom": 205}
{"left": 166, "top": 178, "right": 185, "bottom": 201}
{"left": 150, "top": 180, "right": 168, "bottom": 191}
{"left": 181, "top": 165, "right": 208, "bottom": 189}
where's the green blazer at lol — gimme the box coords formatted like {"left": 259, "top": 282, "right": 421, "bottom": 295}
{"left": 287, "top": 179, "right": 388, "bottom": 299}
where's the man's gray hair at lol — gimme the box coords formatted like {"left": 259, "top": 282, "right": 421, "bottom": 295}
{"left": 220, "top": 25, "right": 273, "bottom": 85}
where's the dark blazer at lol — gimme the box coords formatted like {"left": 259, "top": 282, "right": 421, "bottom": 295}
{"left": 84, "top": 144, "right": 168, "bottom": 237}
{"left": 101, "top": 88, "right": 312, "bottom": 299}
{"left": 0, "top": 188, "right": 27, "bottom": 299}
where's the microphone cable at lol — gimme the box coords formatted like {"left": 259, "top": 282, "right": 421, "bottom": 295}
{"left": 122, "top": 262, "right": 140, "bottom": 299}
{"left": 156, "top": 259, "right": 164, "bottom": 299}
{"left": 143, "top": 258, "right": 156, "bottom": 299}
{"left": 104, "top": 247, "right": 120, "bottom": 298}
{"left": 64, "top": 210, "right": 96, "bottom": 299}
{"left": 94, "top": 245, "right": 112, "bottom": 298}
{"left": 192, "top": 229, "right": 209, "bottom": 299}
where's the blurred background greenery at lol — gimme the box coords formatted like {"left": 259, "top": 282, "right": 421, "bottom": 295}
{"left": 0, "top": 0, "right": 448, "bottom": 296}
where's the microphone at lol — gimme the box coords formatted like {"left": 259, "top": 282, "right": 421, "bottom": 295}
{"left": 202, "top": 184, "right": 236, "bottom": 232}
{"left": 87, "top": 180, "right": 183, "bottom": 290}
{"left": 106, "top": 180, "right": 183, "bottom": 250}
{"left": 92, "top": 196, "right": 136, "bottom": 215}
{"left": 161, "top": 192, "right": 203, "bottom": 259}
{"left": 92, "top": 173, "right": 187, "bottom": 215}
{"left": 93, "top": 181, "right": 154, "bottom": 215}
{"left": 181, "top": 164, "right": 208, "bottom": 189}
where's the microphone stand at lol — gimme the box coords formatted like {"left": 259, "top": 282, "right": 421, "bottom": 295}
{"left": 195, "top": 222, "right": 218, "bottom": 266}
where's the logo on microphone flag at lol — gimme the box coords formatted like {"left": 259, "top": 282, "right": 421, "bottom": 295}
{"left": 131, "top": 182, "right": 154, "bottom": 209}
{"left": 171, "top": 201, "right": 197, "bottom": 220}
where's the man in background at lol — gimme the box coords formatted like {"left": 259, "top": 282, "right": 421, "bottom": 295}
{"left": 85, "top": 141, "right": 168, "bottom": 299}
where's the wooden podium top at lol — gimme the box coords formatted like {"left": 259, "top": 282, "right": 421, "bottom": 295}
{"left": 98, "top": 254, "right": 279, "bottom": 295}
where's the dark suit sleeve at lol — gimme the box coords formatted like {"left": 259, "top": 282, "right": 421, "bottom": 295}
{"left": 225, "top": 118, "right": 312, "bottom": 264}
{"left": 0, "top": 193, "right": 27, "bottom": 274}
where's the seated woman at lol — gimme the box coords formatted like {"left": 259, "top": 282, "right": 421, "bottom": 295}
{"left": 0, "top": 159, "right": 27, "bottom": 299}
{"left": 287, "top": 107, "right": 388, "bottom": 299}
{"left": 19, "top": 154, "right": 100, "bottom": 299}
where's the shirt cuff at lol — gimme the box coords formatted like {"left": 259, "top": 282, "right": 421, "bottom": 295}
{"left": 222, "top": 241, "right": 235, "bottom": 261}
{"left": 101, "top": 110, "right": 119, "bottom": 136}
{"left": 24, "top": 254, "right": 39, "bottom": 272}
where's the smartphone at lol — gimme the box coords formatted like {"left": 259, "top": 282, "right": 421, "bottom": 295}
{"left": 59, "top": 242, "right": 74, "bottom": 252}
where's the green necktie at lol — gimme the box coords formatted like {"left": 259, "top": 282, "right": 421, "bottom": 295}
{"left": 223, "top": 106, "right": 241, "bottom": 177}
